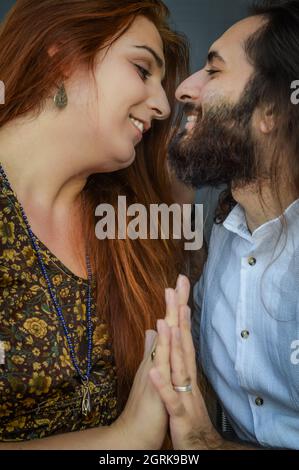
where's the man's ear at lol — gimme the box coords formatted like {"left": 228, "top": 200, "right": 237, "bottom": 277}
{"left": 259, "top": 104, "right": 276, "bottom": 134}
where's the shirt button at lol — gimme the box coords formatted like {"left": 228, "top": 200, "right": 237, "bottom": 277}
{"left": 241, "top": 330, "right": 250, "bottom": 339}
{"left": 248, "top": 257, "right": 256, "bottom": 266}
{"left": 255, "top": 397, "right": 264, "bottom": 406}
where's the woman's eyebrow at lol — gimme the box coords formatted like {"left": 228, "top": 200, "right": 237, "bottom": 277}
{"left": 133, "top": 44, "right": 165, "bottom": 70}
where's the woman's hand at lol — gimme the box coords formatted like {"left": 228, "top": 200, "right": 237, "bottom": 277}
{"left": 114, "top": 329, "right": 167, "bottom": 449}
{"left": 113, "top": 275, "right": 190, "bottom": 449}
{"left": 149, "top": 305, "right": 222, "bottom": 450}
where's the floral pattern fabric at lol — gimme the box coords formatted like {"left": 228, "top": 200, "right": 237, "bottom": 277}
{"left": 0, "top": 172, "right": 118, "bottom": 441}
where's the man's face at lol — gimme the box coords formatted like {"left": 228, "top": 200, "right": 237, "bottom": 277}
{"left": 169, "top": 15, "right": 267, "bottom": 188}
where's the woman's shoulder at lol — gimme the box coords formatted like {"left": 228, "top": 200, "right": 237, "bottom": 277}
{"left": 0, "top": 181, "right": 32, "bottom": 286}
{"left": 0, "top": 174, "right": 17, "bottom": 221}
{"left": 0, "top": 181, "right": 23, "bottom": 248}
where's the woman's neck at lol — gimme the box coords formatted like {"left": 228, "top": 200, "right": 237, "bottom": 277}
{"left": 0, "top": 114, "right": 93, "bottom": 278}
{"left": 0, "top": 115, "right": 89, "bottom": 216}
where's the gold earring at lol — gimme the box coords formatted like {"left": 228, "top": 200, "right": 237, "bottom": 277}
{"left": 54, "top": 83, "right": 68, "bottom": 109}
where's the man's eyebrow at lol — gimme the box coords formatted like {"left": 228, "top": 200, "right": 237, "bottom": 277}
{"left": 133, "top": 45, "right": 165, "bottom": 70}
{"left": 207, "top": 50, "right": 226, "bottom": 64}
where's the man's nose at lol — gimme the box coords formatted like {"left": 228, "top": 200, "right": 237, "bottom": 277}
{"left": 175, "top": 69, "right": 207, "bottom": 104}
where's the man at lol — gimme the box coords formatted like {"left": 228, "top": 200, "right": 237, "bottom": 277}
{"left": 151, "top": 0, "right": 299, "bottom": 450}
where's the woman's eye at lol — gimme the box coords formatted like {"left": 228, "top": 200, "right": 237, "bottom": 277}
{"left": 135, "top": 64, "right": 151, "bottom": 81}
{"left": 205, "top": 69, "right": 219, "bottom": 76}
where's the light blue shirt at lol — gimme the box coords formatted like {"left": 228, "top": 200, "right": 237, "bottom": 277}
{"left": 193, "top": 199, "right": 299, "bottom": 449}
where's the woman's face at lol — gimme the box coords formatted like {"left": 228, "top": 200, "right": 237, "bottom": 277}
{"left": 63, "top": 15, "right": 170, "bottom": 173}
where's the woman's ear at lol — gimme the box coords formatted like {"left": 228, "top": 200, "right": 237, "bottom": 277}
{"left": 47, "top": 44, "right": 71, "bottom": 79}
{"left": 48, "top": 44, "right": 59, "bottom": 58}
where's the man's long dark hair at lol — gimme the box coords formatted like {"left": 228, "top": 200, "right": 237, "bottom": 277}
{"left": 217, "top": 0, "right": 299, "bottom": 223}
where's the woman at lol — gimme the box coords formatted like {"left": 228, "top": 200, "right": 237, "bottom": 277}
{"left": 0, "top": 0, "right": 190, "bottom": 448}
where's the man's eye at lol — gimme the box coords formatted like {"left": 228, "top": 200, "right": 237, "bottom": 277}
{"left": 205, "top": 69, "right": 219, "bottom": 76}
{"left": 135, "top": 64, "right": 151, "bottom": 81}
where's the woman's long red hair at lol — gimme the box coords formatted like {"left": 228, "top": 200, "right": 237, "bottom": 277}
{"left": 0, "top": 0, "right": 190, "bottom": 410}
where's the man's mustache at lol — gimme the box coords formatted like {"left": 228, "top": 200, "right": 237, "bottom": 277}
{"left": 182, "top": 102, "right": 202, "bottom": 117}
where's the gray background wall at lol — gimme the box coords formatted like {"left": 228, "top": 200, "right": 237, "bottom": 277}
{"left": 164, "top": 0, "right": 249, "bottom": 71}
{"left": 0, "top": 1, "right": 15, "bottom": 19}
{"left": 1, "top": 0, "right": 250, "bottom": 72}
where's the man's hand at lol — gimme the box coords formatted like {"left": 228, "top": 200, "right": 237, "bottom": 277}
{"left": 150, "top": 293, "right": 260, "bottom": 450}
{"left": 149, "top": 305, "right": 222, "bottom": 450}
{"left": 165, "top": 274, "right": 190, "bottom": 327}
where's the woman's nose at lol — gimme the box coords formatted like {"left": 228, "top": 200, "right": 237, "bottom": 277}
{"left": 149, "top": 88, "right": 171, "bottom": 121}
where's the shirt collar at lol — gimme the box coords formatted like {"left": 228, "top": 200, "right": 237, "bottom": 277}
{"left": 223, "top": 198, "right": 299, "bottom": 243}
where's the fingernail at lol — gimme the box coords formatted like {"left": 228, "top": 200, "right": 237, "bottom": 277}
{"left": 176, "top": 274, "right": 184, "bottom": 290}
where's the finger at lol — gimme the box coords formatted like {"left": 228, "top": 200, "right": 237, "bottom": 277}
{"left": 179, "top": 306, "right": 197, "bottom": 383}
{"left": 143, "top": 329, "right": 157, "bottom": 360}
{"left": 164, "top": 288, "right": 179, "bottom": 327}
{"left": 170, "top": 326, "right": 191, "bottom": 389}
{"left": 175, "top": 275, "right": 190, "bottom": 306}
{"left": 149, "top": 368, "right": 187, "bottom": 419}
{"left": 154, "top": 319, "right": 172, "bottom": 383}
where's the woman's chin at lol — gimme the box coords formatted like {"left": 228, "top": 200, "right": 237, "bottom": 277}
{"left": 117, "top": 148, "right": 137, "bottom": 169}
{"left": 91, "top": 148, "right": 136, "bottom": 174}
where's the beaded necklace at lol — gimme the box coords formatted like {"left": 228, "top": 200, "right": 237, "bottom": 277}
{"left": 0, "top": 164, "right": 93, "bottom": 416}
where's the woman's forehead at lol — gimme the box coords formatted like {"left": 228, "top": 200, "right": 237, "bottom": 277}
{"left": 116, "top": 16, "right": 164, "bottom": 53}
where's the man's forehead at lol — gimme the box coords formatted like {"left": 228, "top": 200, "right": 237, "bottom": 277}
{"left": 209, "top": 15, "right": 267, "bottom": 62}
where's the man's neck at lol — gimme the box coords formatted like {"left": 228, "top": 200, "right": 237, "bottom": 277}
{"left": 232, "top": 183, "right": 298, "bottom": 234}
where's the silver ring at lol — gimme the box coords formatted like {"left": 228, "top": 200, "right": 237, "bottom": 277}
{"left": 173, "top": 384, "right": 192, "bottom": 393}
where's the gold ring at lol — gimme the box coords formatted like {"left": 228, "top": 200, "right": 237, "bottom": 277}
{"left": 151, "top": 349, "right": 156, "bottom": 361}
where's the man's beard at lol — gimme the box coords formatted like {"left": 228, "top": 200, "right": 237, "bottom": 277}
{"left": 168, "top": 78, "right": 261, "bottom": 189}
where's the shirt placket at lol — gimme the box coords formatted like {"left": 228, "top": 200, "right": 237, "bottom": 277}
{"left": 235, "top": 239, "right": 269, "bottom": 445}
{"left": 234, "top": 243, "right": 255, "bottom": 388}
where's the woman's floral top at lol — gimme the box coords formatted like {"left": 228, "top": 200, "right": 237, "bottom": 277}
{"left": 0, "top": 171, "right": 118, "bottom": 441}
